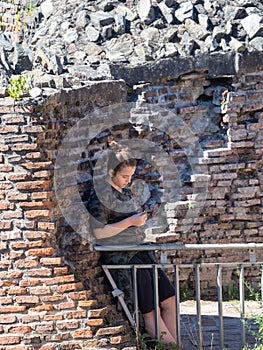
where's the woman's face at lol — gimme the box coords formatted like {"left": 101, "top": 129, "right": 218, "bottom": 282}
{"left": 109, "top": 165, "right": 136, "bottom": 190}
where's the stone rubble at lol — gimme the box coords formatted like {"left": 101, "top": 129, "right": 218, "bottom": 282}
{"left": 0, "top": 0, "right": 262, "bottom": 96}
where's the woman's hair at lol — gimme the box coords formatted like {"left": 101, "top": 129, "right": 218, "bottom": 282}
{"left": 107, "top": 148, "right": 136, "bottom": 174}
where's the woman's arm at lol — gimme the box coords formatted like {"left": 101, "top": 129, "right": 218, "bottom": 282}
{"left": 93, "top": 212, "right": 147, "bottom": 240}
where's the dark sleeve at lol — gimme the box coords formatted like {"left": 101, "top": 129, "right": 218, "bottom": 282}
{"left": 85, "top": 189, "right": 109, "bottom": 229}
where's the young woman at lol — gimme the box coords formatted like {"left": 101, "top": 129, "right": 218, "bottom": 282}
{"left": 86, "top": 148, "right": 177, "bottom": 346}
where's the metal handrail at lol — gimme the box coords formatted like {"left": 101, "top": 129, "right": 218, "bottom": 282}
{"left": 95, "top": 242, "right": 263, "bottom": 251}
{"left": 96, "top": 244, "right": 263, "bottom": 349}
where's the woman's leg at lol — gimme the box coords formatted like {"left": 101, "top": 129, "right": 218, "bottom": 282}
{"left": 160, "top": 295, "right": 177, "bottom": 342}
{"left": 142, "top": 308, "right": 176, "bottom": 345}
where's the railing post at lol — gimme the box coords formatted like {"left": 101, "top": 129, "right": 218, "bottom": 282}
{"left": 153, "top": 264, "right": 160, "bottom": 341}
{"left": 174, "top": 265, "right": 181, "bottom": 347}
{"left": 217, "top": 264, "right": 224, "bottom": 350}
{"left": 195, "top": 264, "right": 203, "bottom": 349}
{"left": 239, "top": 264, "right": 245, "bottom": 347}
{"left": 132, "top": 265, "right": 140, "bottom": 336}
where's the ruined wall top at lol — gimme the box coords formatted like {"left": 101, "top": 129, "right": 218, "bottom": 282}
{"left": 0, "top": 0, "right": 263, "bottom": 99}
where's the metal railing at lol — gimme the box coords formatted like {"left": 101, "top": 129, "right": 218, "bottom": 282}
{"left": 95, "top": 243, "right": 263, "bottom": 349}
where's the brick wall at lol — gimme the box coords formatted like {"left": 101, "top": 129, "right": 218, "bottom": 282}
{"left": 0, "top": 70, "right": 263, "bottom": 348}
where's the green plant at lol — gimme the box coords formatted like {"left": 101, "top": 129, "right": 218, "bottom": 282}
{"left": 242, "top": 279, "right": 263, "bottom": 349}
{"left": 7, "top": 74, "right": 33, "bottom": 101}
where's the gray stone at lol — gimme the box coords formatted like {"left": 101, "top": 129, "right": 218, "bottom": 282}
{"left": 85, "top": 25, "right": 100, "bottom": 42}
{"left": 158, "top": 2, "right": 174, "bottom": 24}
{"left": 40, "top": 0, "right": 53, "bottom": 19}
{"left": 12, "top": 44, "right": 33, "bottom": 73}
{"left": 229, "top": 37, "right": 246, "bottom": 52}
{"left": 29, "top": 87, "right": 43, "bottom": 98}
{"left": 76, "top": 10, "right": 88, "bottom": 29}
{"left": 0, "top": 69, "right": 8, "bottom": 97}
{"left": 140, "top": 28, "right": 160, "bottom": 43}
{"left": 63, "top": 29, "right": 78, "bottom": 45}
{"left": 89, "top": 10, "right": 115, "bottom": 27}
{"left": 114, "top": 13, "right": 126, "bottom": 35}
{"left": 212, "top": 26, "right": 226, "bottom": 42}
{"left": 0, "top": 34, "right": 12, "bottom": 51}
{"left": 249, "top": 37, "right": 263, "bottom": 51}
{"left": 137, "top": 0, "right": 155, "bottom": 25}
{"left": 185, "top": 18, "right": 209, "bottom": 41}
{"left": 198, "top": 14, "right": 209, "bottom": 30}
{"left": 163, "top": 28, "right": 178, "bottom": 43}
{"left": 241, "top": 14, "right": 263, "bottom": 39}
{"left": 174, "top": 1, "right": 193, "bottom": 23}
{"left": 224, "top": 5, "right": 244, "bottom": 21}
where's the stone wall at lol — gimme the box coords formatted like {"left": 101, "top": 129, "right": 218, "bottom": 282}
{"left": 0, "top": 60, "right": 263, "bottom": 348}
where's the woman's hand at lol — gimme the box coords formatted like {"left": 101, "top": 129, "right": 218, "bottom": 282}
{"left": 129, "top": 212, "right": 147, "bottom": 227}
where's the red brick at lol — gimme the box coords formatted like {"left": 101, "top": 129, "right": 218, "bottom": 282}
{"left": 12, "top": 143, "right": 38, "bottom": 151}
{"left": 0, "top": 243, "right": 7, "bottom": 251}
{"left": 8, "top": 326, "right": 32, "bottom": 334}
{"left": 4, "top": 135, "right": 28, "bottom": 143}
{"left": 25, "top": 210, "right": 51, "bottom": 219}
{"left": 16, "top": 295, "right": 40, "bottom": 304}
{"left": 0, "top": 271, "right": 22, "bottom": 279}
{"left": 3, "top": 115, "right": 25, "bottom": 124}
{"left": 0, "top": 125, "right": 19, "bottom": 133}
{"left": 4, "top": 251, "right": 24, "bottom": 260}
{"left": 37, "top": 222, "right": 55, "bottom": 230}
{"left": 42, "top": 295, "right": 65, "bottom": 303}
{"left": 56, "top": 282, "right": 84, "bottom": 293}
{"left": 20, "top": 201, "right": 52, "bottom": 208}
{"left": 16, "top": 180, "right": 51, "bottom": 190}
{"left": 7, "top": 194, "right": 29, "bottom": 201}
{"left": 58, "top": 301, "right": 75, "bottom": 310}
{"left": 0, "top": 222, "right": 12, "bottom": 230}
{"left": 40, "top": 257, "right": 63, "bottom": 266}
{"left": 33, "top": 170, "right": 52, "bottom": 178}
{"left": 24, "top": 231, "right": 51, "bottom": 240}
{"left": 27, "top": 247, "right": 54, "bottom": 257}
{"left": 66, "top": 310, "right": 86, "bottom": 319}
{"left": 0, "top": 164, "right": 13, "bottom": 172}
{"left": 36, "top": 344, "right": 56, "bottom": 350}
{"left": 0, "top": 202, "right": 14, "bottom": 210}
{"left": 86, "top": 319, "right": 104, "bottom": 327}
{"left": 19, "top": 278, "right": 41, "bottom": 287}
{"left": 21, "top": 162, "right": 52, "bottom": 170}
{"left": 20, "top": 315, "right": 40, "bottom": 323}
{"left": 2, "top": 211, "right": 22, "bottom": 219}
{"left": 0, "top": 306, "right": 26, "bottom": 313}
{"left": 44, "top": 274, "right": 75, "bottom": 285}
{"left": 25, "top": 152, "right": 42, "bottom": 159}
{"left": 27, "top": 268, "right": 52, "bottom": 277}
{"left": 8, "top": 174, "right": 31, "bottom": 181}
{"left": 15, "top": 221, "right": 35, "bottom": 229}
{"left": 0, "top": 261, "right": 12, "bottom": 269}
{"left": 68, "top": 291, "right": 91, "bottom": 300}
{"left": 29, "top": 305, "right": 54, "bottom": 312}
{"left": 14, "top": 259, "right": 39, "bottom": 268}
{"left": 0, "top": 183, "right": 13, "bottom": 190}
{"left": 8, "top": 287, "right": 27, "bottom": 295}
{"left": 29, "top": 287, "right": 51, "bottom": 295}
{"left": 73, "top": 329, "right": 93, "bottom": 339}
{"left": 0, "top": 145, "right": 9, "bottom": 151}
{"left": 56, "top": 321, "right": 79, "bottom": 330}
{"left": 43, "top": 314, "right": 63, "bottom": 321}
{"left": 0, "top": 315, "right": 17, "bottom": 324}
{"left": 0, "top": 297, "right": 12, "bottom": 305}
{"left": 0, "top": 335, "right": 20, "bottom": 345}
{"left": 35, "top": 323, "right": 54, "bottom": 333}
{"left": 32, "top": 191, "right": 53, "bottom": 199}
{"left": 23, "top": 125, "right": 44, "bottom": 133}
{"left": 53, "top": 267, "right": 69, "bottom": 275}
{"left": 12, "top": 241, "right": 43, "bottom": 249}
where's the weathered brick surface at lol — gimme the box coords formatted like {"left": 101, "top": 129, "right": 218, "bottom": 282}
{"left": 0, "top": 72, "right": 263, "bottom": 349}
